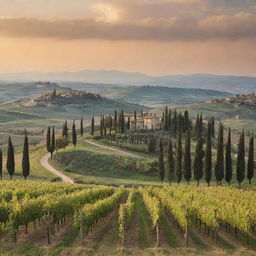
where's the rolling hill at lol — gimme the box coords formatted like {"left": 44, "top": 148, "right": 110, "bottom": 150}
{"left": 1, "top": 70, "right": 255, "bottom": 94}
{"left": 77, "top": 85, "right": 232, "bottom": 107}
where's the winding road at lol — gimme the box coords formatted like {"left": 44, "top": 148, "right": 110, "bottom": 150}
{"left": 85, "top": 140, "right": 146, "bottom": 159}
{"left": 40, "top": 152, "right": 74, "bottom": 184}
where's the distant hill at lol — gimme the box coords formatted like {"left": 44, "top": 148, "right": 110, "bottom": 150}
{"left": 0, "top": 81, "right": 67, "bottom": 103}
{"left": 0, "top": 70, "right": 255, "bottom": 94}
{"left": 84, "top": 85, "right": 232, "bottom": 107}
{"left": 0, "top": 89, "right": 148, "bottom": 122}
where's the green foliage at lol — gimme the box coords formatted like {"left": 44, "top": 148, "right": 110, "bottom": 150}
{"left": 237, "top": 129, "right": 245, "bottom": 185}
{"left": 247, "top": 135, "right": 254, "bottom": 184}
{"left": 204, "top": 121, "right": 212, "bottom": 186}
{"left": 193, "top": 137, "right": 204, "bottom": 185}
{"left": 167, "top": 138, "right": 175, "bottom": 185}
{"left": 214, "top": 122, "right": 224, "bottom": 184}
{"left": 225, "top": 128, "right": 232, "bottom": 184}
{"left": 175, "top": 129, "right": 182, "bottom": 183}
{"left": 72, "top": 121, "right": 77, "bottom": 147}
{"left": 158, "top": 137, "right": 165, "bottom": 182}
{"left": 22, "top": 134, "right": 30, "bottom": 180}
{"left": 55, "top": 136, "right": 69, "bottom": 150}
{"left": 6, "top": 137, "right": 15, "bottom": 179}
{"left": 183, "top": 131, "right": 191, "bottom": 184}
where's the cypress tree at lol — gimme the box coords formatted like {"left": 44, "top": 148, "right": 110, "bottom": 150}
{"left": 204, "top": 121, "right": 212, "bottom": 186}
{"left": 164, "top": 106, "right": 169, "bottom": 131}
{"left": 225, "top": 128, "right": 232, "bottom": 185}
{"left": 80, "top": 117, "right": 84, "bottom": 137}
{"left": 102, "top": 115, "right": 105, "bottom": 135}
{"left": 194, "top": 137, "right": 204, "bottom": 186}
{"left": 109, "top": 115, "right": 113, "bottom": 135}
{"left": 167, "top": 138, "right": 175, "bottom": 185}
{"left": 184, "top": 131, "right": 191, "bottom": 185}
{"left": 247, "top": 134, "right": 254, "bottom": 184}
{"left": 120, "top": 110, "right": 125, "bottom": 133}
{"left": 158, "top": 137, "right": 165, "bottom": 182}
{"left": 148, "top": 136, "right": 156, "bottom": 153}
{"left": 114, "top": 110, "right": 118, "bottom": 133}
{"left": 195, "top": 114, "right": 200, "bottom": 138}
{"left": 72, "top": 121, "right": 77, "bottom": 147}
{"left": 100, "top": 117, "right": 103, "bottom": 137}
{"left": 176, "top": 128, "right": 182, "bottom": 183}
{"left": 6, "top": 137, "right": 15, "bottom": 180}
{"left": 46, "top": 126, "right": 51, "bottom": 153}
{"left": 91, "top": 116, "right": 95, "bottom": 136}
{"left": 184, "top": 110, "right": 189, "bottom": 131}
{"left": 62, "top": 120, "right": 68, "bottom": 138}
{"left": 237, "top": 130, "right": 245, "bottom": 185}
{"left": 173, "top": 110, "right": 177, "bottom": 135}
{"left": 22, "top": 133, "right": 30, "bottom": 180}
{"left": 215, "top": 122, "right": 224, "bottom": 185}
{"left": 127, "top": 116, "right": 130, "bottom": 131}
{"left": 134, "top": 110, "right": 137, "bottom": 130}
{"left": 211, "top": 117, "right": 215, "bottom": 137}
{"left": 0, "top": 149, "right": 2, "bottom": 180}
{"left": 50, "top": 126, "right": 55, "bottom": 158}
{"left": 168, "top": 109, "right": 172, "bottom": 132}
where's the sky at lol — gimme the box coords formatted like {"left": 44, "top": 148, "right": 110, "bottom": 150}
{"left": 0, "top": 0, "right": 256, "bottom": 76}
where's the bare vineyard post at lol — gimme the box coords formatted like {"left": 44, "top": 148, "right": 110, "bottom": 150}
{"left": 156, "top": 222, "right": 159, "bottom": 247}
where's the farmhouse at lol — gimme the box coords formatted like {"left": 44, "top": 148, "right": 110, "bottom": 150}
{"left": 129, "top": 114, "right": 162, "bottom": 130}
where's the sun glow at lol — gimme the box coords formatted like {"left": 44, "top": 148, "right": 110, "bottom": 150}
{"left": 90, "top": 3, "right": 121, "bottom": 23}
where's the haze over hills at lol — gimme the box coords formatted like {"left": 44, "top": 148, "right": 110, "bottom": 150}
{"left": 0, "top": 70, "right": 256, "bottom": 94}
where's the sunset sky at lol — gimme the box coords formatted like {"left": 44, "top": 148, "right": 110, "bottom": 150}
{"left": 0, "top": 0, "right": 256, "bottom": 76}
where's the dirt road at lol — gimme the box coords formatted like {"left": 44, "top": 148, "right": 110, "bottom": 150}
{"left": 40, "top": 152, "right": 74, "bottom": 184}
{"left": 85, "top": 140, "right": 146, "bottom": 159}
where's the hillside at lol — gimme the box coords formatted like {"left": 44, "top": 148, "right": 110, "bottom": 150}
{"left": 1, "top": 70, "right": 256, "bottom": 94}
{"left": 0, "top": 81, "right": 67, "bottom": 103}
{"left": 82, "top": 85, "right": 232, "bottom": 107}
{"left": 172, "top": 93, "right": 256, "bottom": 134}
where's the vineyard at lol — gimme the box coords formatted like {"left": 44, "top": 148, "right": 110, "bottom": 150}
{"left": 0, "top": 181, "right": 255, "bottom": 256}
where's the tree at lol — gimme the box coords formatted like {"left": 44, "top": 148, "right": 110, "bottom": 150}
{"left": 91, "top": 116, "right": 95, "bottom": 136}
{"left": 50, "top": 126, "right": 55, "bottom": 158}
{"left": 173, "top": 110, "right": 177, "bottom": 135}
{"left": 72, "top": 121, "right": 77, "bottom": 147}
{"left": 148, "top": 136, "right": 156, "bottom": 153}
{"left": 158, "top": 137, "right": 165, "bottom": 182}
{"left": 237, "top": 129, "right": 245, "bottom": 185}
{"left": 168, "top": 109, "right": 172, "bottom": 132}
{"left": 62, "top": 120, "right": 68, "bottom": 137}
{"left": 164, "top": 106, "right": 169, "bottom": 131}
{"left": 204, "top": 121, "right": 212, "bottom": 186}
{"left": 56, "top": 136, "right": 69, "bottom": 150}
{"left": 176, "top": 129, "right": 182, "bottom": 184}
{"left": 184, "top": 131, "right": 191, "bottom": 185}
{"left": 114, "top": 110, "right": 118, "bottom": 133}
{"left": 225, "top": 128, "right": 232, "bottom": 185}
{"left": 167, "top": 138, "right": 175, "bottom": 185}
{"left": 80, "top": 117, "right": 84, "bottom": 137}
{"left": 52, "top": 88, "right": 57, "bottom": 97}
{"left": 211, "top": 117, "right": 215, "bottom": 137}
{"left": 46, "top": 126, "right": 51, "bottom": 153}
{"left": 215, "top": 122, "right": 224, "bottom": 185}
{"left": 0, "top": 150, "right": 2, "bottom": 180}
{"left": 22, "top": 133, "right": 30, "bottom": 180}
{"left": 119, "top": 110, "right": 125, "bottom": 133}
{"left": 127, "top": 116, "right": 131, "bottom": 131}
{"left": 6, "top": 137, "right": 15, "bottom": 180}
{"left": 194, "top": 137, "right": 204, "bottom": 186}
{"left": 100, "top": 117, "right": 103, "bottom": 137}
{"left": 134, "top": 110, "right": 137, "bottom": 130}
{"left": 184, "top": 110, "right": 189, "bottom": 131}
{"left": 247, "top": 134, "right": 254, "bottom": 184}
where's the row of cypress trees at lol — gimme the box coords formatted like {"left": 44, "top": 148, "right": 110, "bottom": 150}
{"left": 0, "top": 134, "right": 30, "bottom": 180}
{"left": 159, "top": 122, "right": 254, "bottom": 186}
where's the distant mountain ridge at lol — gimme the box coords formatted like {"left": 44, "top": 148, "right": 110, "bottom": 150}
{"left": 0, "top": 70, "right": 255, "bottom": 94}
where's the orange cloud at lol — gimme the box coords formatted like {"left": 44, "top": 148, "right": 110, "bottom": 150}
{"left": 0, "top": 13, "right": 255, "bottom": 41}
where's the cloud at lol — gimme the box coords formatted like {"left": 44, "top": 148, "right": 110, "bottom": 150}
{"left": 0, "top": 13, "right": 255, "bottom": 41}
